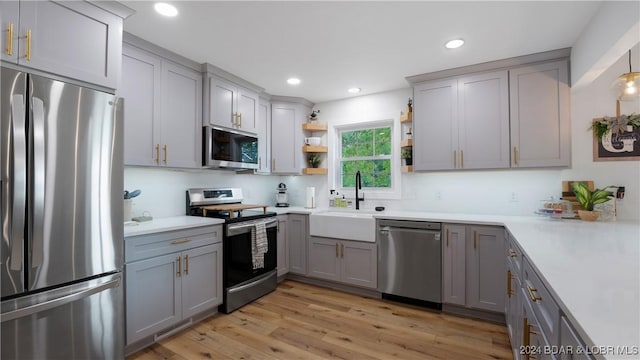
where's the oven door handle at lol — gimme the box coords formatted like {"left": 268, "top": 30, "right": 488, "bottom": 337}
{"left": 227, "top": 218, "right": 278, "bottom": 236}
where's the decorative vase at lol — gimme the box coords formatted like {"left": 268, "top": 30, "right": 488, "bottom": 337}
{"left": 577, "top": 210, "right": 600, "bottom": 222}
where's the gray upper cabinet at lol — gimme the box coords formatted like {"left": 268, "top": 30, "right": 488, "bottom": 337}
{"left": 120, "top": 43, "right": 202, "bottom": 168}
{"left": 413, "top": 70, "right": 509, "bottom": 171}
{"left": 0, "top": 1, "right": 126, "bottom": 90}
{"left": 256, "top": 99, "right": 272, "bottom": 174}
{"left": 204, "top": 72, "right": 259, "bottom": 133}
{"left": 509, "top": 60, "right": 570, "bottom": 168}
{"left": 271, "top": 102, "right": 304, "bottom": 174}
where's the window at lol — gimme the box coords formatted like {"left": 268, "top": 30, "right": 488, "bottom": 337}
{"left": 339, "top": 125, "right": 392, "bottom": 188}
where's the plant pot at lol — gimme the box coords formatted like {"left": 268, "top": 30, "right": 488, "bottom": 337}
{"left": 577, "top": 210, "right": 600, "bottom": 222}
{"left": 404, "top": 158, "right": 413, "bottom": 166}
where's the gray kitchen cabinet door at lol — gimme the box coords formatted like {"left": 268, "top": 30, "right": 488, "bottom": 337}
{"left": 521, "top": 287, "right": 552, "bottom": 359}
{"left": 467, "top": 226, "right": 506, "bottom": 313}
{"left": 181, "top": 243, "right": 223, "bottom": 319}
{"left": 125, "top": 253, "right": 181, "bottom": 345}
{"left": 256, "top": 99, "right": 272, "bottom": 174}
{"left": 271, "top": 102, "right": 301, "bottom": 174}
{"left": 559, "top": 316, "right": 592, "bottom": 360}
{"left": 120, "top": 45, "right": 161, "bottom": 167}
{"left": 510, "top": 60, "right": 570, "bottom": 168}
{"left": 237, "top": 88, "right": 258, "bottom": 133}
{"left": 288, "top": 214, "right": 308, "bottom": 275}
{"left": 208, "top": 76, "right": 238, "bottom": 129}
{"left": 276, "top": 215, "right": 289, "bottom": 276}
{"left": 413, "top": 79, "right": 458, "bottom": 171}
{"left": 0, "top": 2, "right": 19, "bottom": 63}
{"left": 442, "top": 224, "right": 466, "bottom": 305}
{"left": 18, "top": 1, "right": 122, "bottom": 89}
{"left": 308, "top": 237, "right": 341, "bottom": 282}
{"left": 458, "top": 71, "right": 510, "bottom": 169}
{"left": 341, "top": 240, "right": 377, "bottom": 289}
{"left": 160, "top": 60, "right": 202, "bottom": 168}
{"left": 506, "top": 258, "right": 522, "bottom": 358}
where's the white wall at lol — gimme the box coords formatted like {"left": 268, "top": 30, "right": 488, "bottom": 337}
{"left": 289, "top": 45, "right": 640, "bottom": 220}
{"left": 124, "top": 167, "right": 281, "bottom": 218}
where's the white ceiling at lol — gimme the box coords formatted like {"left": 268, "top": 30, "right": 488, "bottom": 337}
{"left": 121, "top": 1, "right": 602, "bottom": 103}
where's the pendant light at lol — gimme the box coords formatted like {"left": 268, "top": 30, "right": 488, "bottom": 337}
{"left": 616, "top": 49, "right": 640, "bottom": 101}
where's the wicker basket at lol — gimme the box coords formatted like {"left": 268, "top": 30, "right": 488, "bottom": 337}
{"left": 577, "top": 210, "right": 600, "bottom": 222}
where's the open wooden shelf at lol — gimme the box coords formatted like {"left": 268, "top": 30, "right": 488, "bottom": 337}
{"left": 302, "top": 145, "right": 328, "bottom": 153}
{"left": 400, "top": 139, "right": 413, "bottom": 147}
{"left": 401, "top": 165, "right": 413, "bottom": 173}
{"left": 302, "top": 168, "right": 328, "bottom": 175}
{"left": 400, "top": 112, "right": 413, "bottom": 123}
{"left": 302, "top": 123, "right": 328, "bottom": 131}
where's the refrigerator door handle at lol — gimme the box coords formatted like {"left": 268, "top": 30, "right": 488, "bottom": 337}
{"left": 1, "top": 276, "right": 121, "bottom": 322}
{"left": 9, "top": 94, "right": 26, "bottom": 271}
{"left": 30, "top": 97, "right": 45, "bottom": 267}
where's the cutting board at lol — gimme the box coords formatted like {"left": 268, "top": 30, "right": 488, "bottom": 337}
{"left": 201, "top": 204, "right": 268, "bottom": 217}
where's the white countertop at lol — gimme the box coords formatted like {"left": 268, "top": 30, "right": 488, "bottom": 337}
{"left": 124, "top": 216, "right": 225, "bottom": 237}
{"left": 278, "top": 207, "right": 640, "bottom": 356}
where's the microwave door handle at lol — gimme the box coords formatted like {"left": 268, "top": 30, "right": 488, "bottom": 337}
{"left": 30, "top": 97, "right": 45, "bottom": 267}
{"left": 9, "top": 95, "right": 26, "bottom": 271}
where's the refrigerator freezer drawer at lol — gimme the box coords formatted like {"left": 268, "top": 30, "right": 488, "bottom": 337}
{"left": 1, "top": 272, "right": 124, "bottom": 359}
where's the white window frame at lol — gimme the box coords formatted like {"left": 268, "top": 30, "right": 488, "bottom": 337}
{"left": 330, "top": 119, "right": 401, "bottom": 200}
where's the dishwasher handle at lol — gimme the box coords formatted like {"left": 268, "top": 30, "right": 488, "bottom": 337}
{"left": 379, "top": 226, "right": 442, "bottom": 240}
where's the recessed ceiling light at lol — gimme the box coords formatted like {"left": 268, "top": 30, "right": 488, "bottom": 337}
{"left": 287, "top": 78, "right": 301, "bottom": 85}
{"left": 154, "top": 3, "right": 178, "bottom": 17}
{"left": 348, "top": 87, "right": 361, "bottom": 94}
{"left": 445, "top": 39, "right": 465, "bottom": 49}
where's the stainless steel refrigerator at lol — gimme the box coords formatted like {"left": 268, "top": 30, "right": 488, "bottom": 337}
{"left": 0, "top": 67, "right": 124, "bottom": 359}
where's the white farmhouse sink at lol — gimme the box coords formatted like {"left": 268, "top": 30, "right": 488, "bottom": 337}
{"left": 309, "top": 210, "right": 376, "bottom": 242}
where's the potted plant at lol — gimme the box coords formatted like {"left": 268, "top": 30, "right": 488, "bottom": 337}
{"left": 308, "top": 153, "right": 321, "bottom": 168}
{"left": 401, "top": 148, "right": 413, "bottom": 166}
{"left": 571, "top": 182, "right": 616, "bottom": 221}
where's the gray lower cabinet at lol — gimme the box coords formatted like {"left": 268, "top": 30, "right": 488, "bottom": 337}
{"left": 277, "top": 215, "right": 289, "bottom": 276}
{"left": 506, "top": 232, "right": 524, "bottom": 358}
{"left": 442, "top": 224, "right": 505, "bottom": 313}
{"left": 0, "top": 0, "right": 127, "bottom": 89}
{"left": 124, "top": 225, "right": 222, "bottom": 347}
{"left": 308, "top": 236, "right": 377, "bottom": 289}
{"left": 288, "top": 214, "right": 308, "bottom": 275}
{"left": 509, "top": 60, "right": 570, "bottom": 168}
{"left": 120, "top": 42, "right": 202, "bottom": 168}
{"left": 559, "top": 316, "right": 593, "bottom": 360}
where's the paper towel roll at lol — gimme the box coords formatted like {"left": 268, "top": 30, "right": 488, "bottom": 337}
{"left": 305, "top": 187, "right": 316, "bottom": 208}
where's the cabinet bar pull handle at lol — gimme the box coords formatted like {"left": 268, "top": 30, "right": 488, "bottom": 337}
{"left": 25, "top": 29, "right": 32, "bottom": 61}
{"left": 171, "top": 238, "right": 191, "bottom": 245}
{"left": 509, "top": 249, "right": 517, "bottom": 257}
{"left": 259, "top": 156, "right": 261, "bottom": 169}
{"left": 184, "top": 255, "right": 189, "bottom": 275}
{"left": 507, "top": 270, "right": 512, "bottom": 298}
{"left": 513, "top": 147, "right": 518, "bottom": 166}
{"left": 460, "top": 149, "right": 464, "bottom": 168}
{"left": 473, "top": 231, "right": 477, "bottom": 249}
{"left": 163, "top": 145, "right": 167, "bottom": 164}
{"left": 341, "top": 244, "right": 344, "bottom": 258}
{"left": 523, "top": 317, "right": 530, "bottom": 347}
{"left": 335, "top": 243, "right": 339, "bottom": 257}
{"left": 155, "top": 144, "right": 160, "bottom": 164}
{"left": 6, "top": 23, "right": 13, "bottom": 55}
{"left": 527, "top": 286, "right": 542, "bottom": 302}
{"left": 446, "top": 228, "right": 449, "bottom": 247}
{"left": 176, "top": 256, "right": 182, "bottom": 277}
{"left": 453, "top": 150, "right": 457, "bottom": 168}
{"left": 238, "top": 112, "right": 242, "bottom": 127}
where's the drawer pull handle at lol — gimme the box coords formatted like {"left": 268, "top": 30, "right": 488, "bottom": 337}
{"left": 527, "top": 286, "right": 542, "bottom": 302}
{"left": 506, "top": 270, "right": 512, "bottom": 298}
{"left": 176, "top": 256, "right": 182, "bottom": 277}
{"left": 446, "top": 228, "right": 449, "bottom": 247}
{"left": 171, "top": 238, "right": 192, "bottom": 245}
{"left": 184, "top": 255, "right": 189, "bottom": 275}
{"left": 341, "top": 243, "right": 344, "bottom": 258}
{"left": 473, "top": 231, "right": 477, "bottom": 249}
{"left": 509, "top": 249, "right": 517, "bottom": 257}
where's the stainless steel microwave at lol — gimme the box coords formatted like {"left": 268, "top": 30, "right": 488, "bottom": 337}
{"left": 203, "top": 126, "right": 259, "bottom": 170}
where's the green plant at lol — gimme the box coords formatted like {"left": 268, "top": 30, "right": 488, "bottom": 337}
{"left": 571, "top": 182, "right": 616, "bottom": 211}
{"left": 591, "top": 113, "right": 640, "bottom": 139}
{"left": 401, "top": 148, "right": 412, "bottom": 159}
{"left": 308, "top": 153, "right": 321, "bottom": 168}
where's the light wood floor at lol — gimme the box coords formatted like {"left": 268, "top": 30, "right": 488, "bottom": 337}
{"left": 128, "top": 280, "right": 513, "bottom": 360}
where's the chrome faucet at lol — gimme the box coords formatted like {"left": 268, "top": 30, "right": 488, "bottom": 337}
{"left": 355, "top": 170, "right": 364, "bottom": 210}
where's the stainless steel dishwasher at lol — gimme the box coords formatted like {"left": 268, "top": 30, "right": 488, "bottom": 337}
{"left": 378, "top": 219, "right": 442, "bottom": 309}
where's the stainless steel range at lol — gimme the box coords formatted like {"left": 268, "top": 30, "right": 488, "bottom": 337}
{"left": 186, "top": 188, "right": 277, "bottom": 313}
